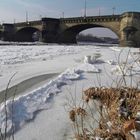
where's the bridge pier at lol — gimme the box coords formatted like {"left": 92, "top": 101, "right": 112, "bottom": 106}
{"left": 1, "top": 24, "right": 15, "bottom": 41}
{"left": 120, "top": 12, "right": 140, "bottom": 47}
{"left": 41, "top": 18, "right": 60, "bottom": 43}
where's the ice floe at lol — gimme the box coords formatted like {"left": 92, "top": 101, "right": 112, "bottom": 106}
{"left": 0, "top": 62, "right": 100, "bottom": 134}
{"left": 75, "top": 63, "right": 100, "bottom": 73}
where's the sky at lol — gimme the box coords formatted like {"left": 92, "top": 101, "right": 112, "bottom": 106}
{"left": 0, "top": 0, "right": 140, "bottom": 38}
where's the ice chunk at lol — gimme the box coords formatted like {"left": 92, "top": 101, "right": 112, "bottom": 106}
{"left": 61, "top": 69, "right": 80, "bottom": 80}
{"left": 75, "top": 63, "right": 100, "bottom": 73}
{"left": 84, "top": 55, "right": 92, "bottom": 64}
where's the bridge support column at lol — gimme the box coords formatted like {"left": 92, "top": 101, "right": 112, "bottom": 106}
{"left": 1, "top": 24, "right": 15, "bottom": 41}
{"left": 120, "top": 12, "right": 140, "bottom": 47}
{"left": 41, "top": 18, "right": 60, "bottom": 43}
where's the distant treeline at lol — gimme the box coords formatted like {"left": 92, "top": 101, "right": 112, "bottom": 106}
{"left": 77, "top": 34, "right": 119, "bottom": 44}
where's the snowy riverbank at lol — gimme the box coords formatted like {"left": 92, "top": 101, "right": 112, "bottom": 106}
{"left": 0, "top": 44, "right": 140, "bottom": 139}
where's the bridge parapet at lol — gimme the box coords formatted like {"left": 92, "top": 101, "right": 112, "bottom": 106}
{"left": 121, "top": 12, "right": 140, "bottom": 18}
{"left": 61, "top": 15, "right": 121, "bottom": 23}
{"left": 15, "top": 20, "right": 42, "bottom": 28}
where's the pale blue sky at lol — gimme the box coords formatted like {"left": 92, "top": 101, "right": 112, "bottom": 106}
{"left": 0, "top": 0, "right": 139, "bottom": 37}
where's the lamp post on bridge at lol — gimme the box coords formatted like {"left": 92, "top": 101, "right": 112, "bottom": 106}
{"left": 112, "top": 7, "right": 116, "bottom": 15}
{"left": 62, "top": 12, "right": 64, "bottom": 18}
{"left": 84, "top": 0, "right": 87, "bottom": 18}
{"left": 26, "top": 11, "right": 28, "bottom": 22}
{"left": 13, "top": 19, "right": 16, "bottom": 24}
{"left": 99, "top": 8, "right": 101, "bottom": 16}
{"left": 39, "top": 15, "right": 42, "bottom": 20}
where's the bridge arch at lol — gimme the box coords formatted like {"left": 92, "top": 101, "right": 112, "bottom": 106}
{"left": 57, "top": 23, "right": 120, "bottom": 44}
{"left": 15, "top": 27, "right": 41, "bottom": 42}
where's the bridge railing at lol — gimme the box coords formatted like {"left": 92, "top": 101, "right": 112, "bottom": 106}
{"left": 61, "top": 15, "right": 121, "bottom": 23}
{"left": 15, "top": 20, "right": 42, "bottom": 27}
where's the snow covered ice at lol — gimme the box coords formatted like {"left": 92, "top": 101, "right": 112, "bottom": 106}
{"left": 0, "top": 62, "right": 101, "bottom": 134}
{"left": 0, "top": 44, "right": 140, "bottom": 139}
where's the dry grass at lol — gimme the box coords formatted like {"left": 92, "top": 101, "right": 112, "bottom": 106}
{"left": 68, "top": 86, "right": 140, "bottom": 140}
{"left": 0, "top": 73, "right": 17, "bottom": 140}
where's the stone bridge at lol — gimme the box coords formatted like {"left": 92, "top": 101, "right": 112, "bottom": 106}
{"left": 0, "top": 11, "right": 140, "bottom": 47}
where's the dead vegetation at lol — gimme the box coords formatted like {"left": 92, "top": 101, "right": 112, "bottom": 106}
{"left": 68, "top": 86, "right": 140, "bottom": 140}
